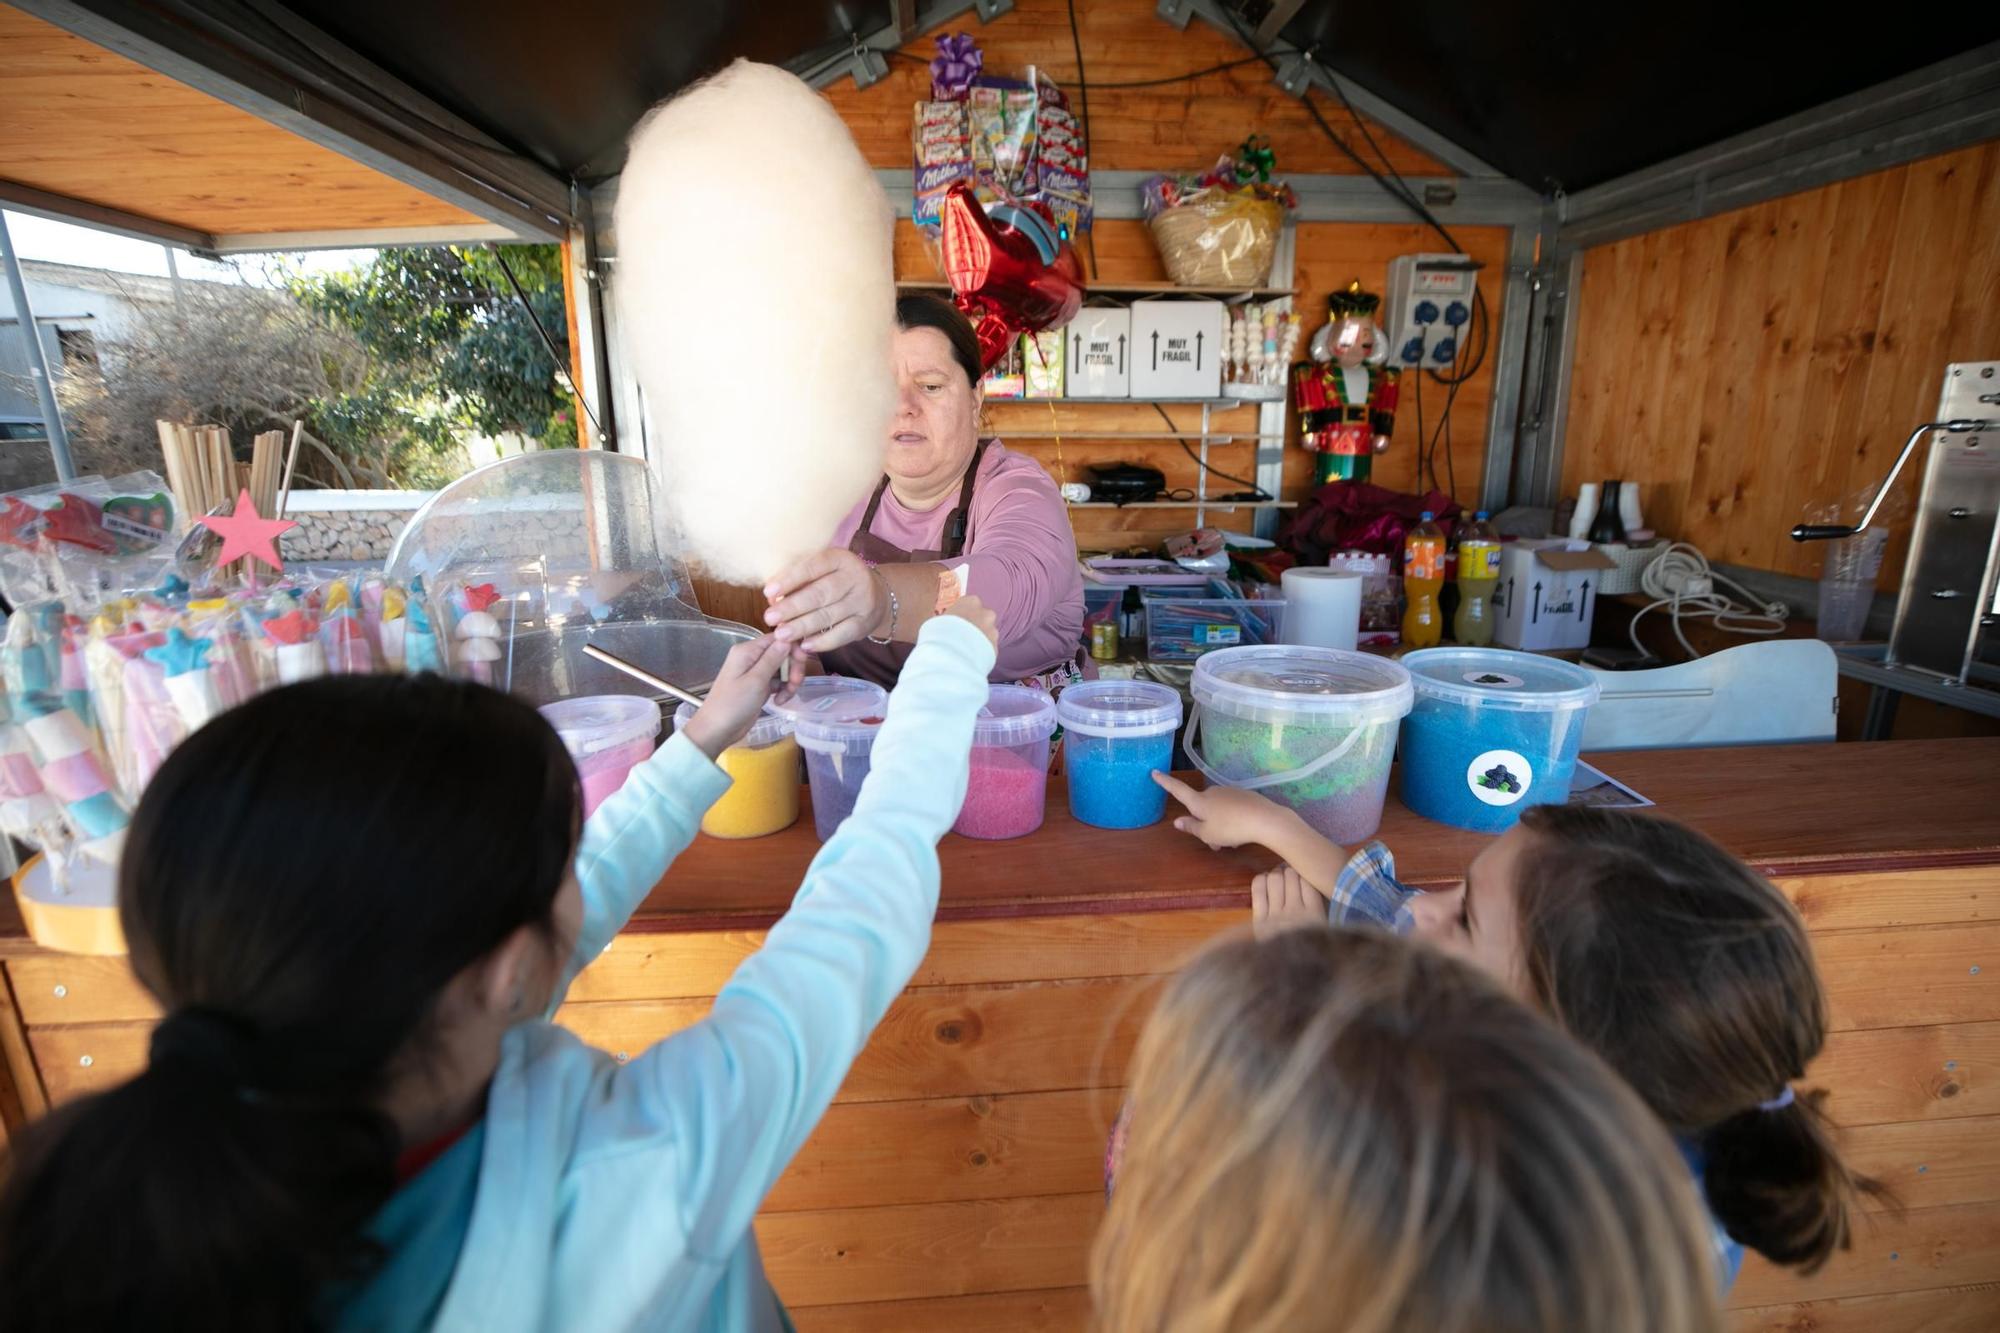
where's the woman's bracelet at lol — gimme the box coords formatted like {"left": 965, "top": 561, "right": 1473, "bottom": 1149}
{"left": 866, "top": 567, "right": 899, "bottom": 645}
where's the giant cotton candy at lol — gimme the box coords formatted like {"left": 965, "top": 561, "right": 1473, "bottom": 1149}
{"left": 615, "top": 61, "right": 895, "bottom": 585}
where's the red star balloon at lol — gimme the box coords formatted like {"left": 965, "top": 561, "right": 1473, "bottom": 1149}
{"left": 199, "top": 489, "right": 297, "bottom": 573}
{"left": 938, "top": 182, "right": 1086, "bottom": 370}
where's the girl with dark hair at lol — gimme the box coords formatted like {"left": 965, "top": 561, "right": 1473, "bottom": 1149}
{"left": 764, "top": 292, "right": 1087, "bottom": 694}
{"left": 0, "top": 602, "right": 1000, "bottom": 1332}
{"left": 1155, "top": 777, "right": 1885, "bottom": 1284}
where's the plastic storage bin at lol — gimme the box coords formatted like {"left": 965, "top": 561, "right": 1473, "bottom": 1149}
{"left": 954, "top": 685, "right": 1058, "bottom": 840}
{"left": 1144, "top": 585, "right": 1287, "bottom": 662}
{"left": 673, "top": 703, "right": 799, "bottom": 839}
{"left": 1398, "top": 647, "right": 1600, "bottom": 833}
{"left": 1058, "top": 679, "right": 1183, "bottom": 829}
{"left": 1187, "top": 645, "right": 1412, "bottom": 844}
{"left": 766, "top": 676, "right": 888, "bottom": 841}
{"left": 539, "top": 695, "right": 661, "bottom": 819}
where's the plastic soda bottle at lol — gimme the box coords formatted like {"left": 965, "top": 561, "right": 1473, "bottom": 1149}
{"left": 1402, "top": 511, "right": 1445, "bottom": 648}
{"left": 1453, "top": 511, "right": 1501, "bottom": 646}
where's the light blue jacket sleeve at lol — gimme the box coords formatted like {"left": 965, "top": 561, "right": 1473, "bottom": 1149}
{"left": 552, "top": 729, "right": 732, "bottom": 1007}
{"left": 581, "top": 616, "right": 994, "bottom": 1255}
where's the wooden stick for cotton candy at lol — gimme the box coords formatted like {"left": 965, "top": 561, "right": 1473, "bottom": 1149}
{"left": 157, "top": 420, "right": 196, "bottom": 525}
{"left": 276, "top": 420, "right": 304, "bottom": 520}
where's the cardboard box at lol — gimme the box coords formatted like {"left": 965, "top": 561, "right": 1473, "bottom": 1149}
{"left": 1023, "top": 330, "right": 1065, "bottom": 398}
{"left": 1130, "top": 299, "right": 1224, "bottom": 398}
{"left": 1491, "top": 539, "right": 1618, "bottom": 651}
{"left": 1064, "top": 307, "right": 1131, "bottom": 398}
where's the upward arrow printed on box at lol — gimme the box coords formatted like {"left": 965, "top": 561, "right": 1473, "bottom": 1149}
{"left": 1151, "top": 330, "right": 1159, "bottom": 369}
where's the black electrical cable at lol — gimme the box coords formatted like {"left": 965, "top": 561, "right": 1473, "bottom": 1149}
{"left": 1153, "top": 404, "right": 1271, "bottom": 498}
{"left": 1063, "top": 0, "right": 1101, "bottom": 275}
{"left": 1090, "top": 54, "right": 1272, "bottom": 88}
{"left": 487, "top": 243, "right": 605, "bottom": 444}
{"left": 885, "top": 39, "right": 1282, "bottom": 89}
{"left": 1219, "top": 7, "right": 1492, "bottom": 504}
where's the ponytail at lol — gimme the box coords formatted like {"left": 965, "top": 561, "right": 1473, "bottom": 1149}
{"left": 0, "top": 674, "right": 581, "bottom": 1328}
{"left": 1513, "top": 805, "right": 1886, "bottom": 1274}
{"left": 1700, "top": 1088, "right": 1889, "bottom": 1273}
{"left": 0, "top": 1013, "right": 397, "bottom": 1331}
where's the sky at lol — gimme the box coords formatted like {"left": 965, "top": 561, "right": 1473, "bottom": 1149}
{"left": 3, "top": 210, "right": 371, "bottom": 286}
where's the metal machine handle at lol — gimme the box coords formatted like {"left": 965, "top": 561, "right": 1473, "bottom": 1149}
{"left": 1791, "top": 418, "right": 1998, "bottom": 542}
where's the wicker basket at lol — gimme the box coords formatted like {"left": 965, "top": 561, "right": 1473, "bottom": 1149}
{"left": 1148, "top": 192, "right": 1284, "bottom": 287}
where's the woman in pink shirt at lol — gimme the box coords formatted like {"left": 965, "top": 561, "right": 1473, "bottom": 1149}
{"left": 764, "top": 294, "right": 1085, "bottom": 691}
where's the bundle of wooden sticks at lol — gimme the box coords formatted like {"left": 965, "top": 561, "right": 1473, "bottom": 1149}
{"left": 155, "top": 420, "right": 301, "bottom": 524}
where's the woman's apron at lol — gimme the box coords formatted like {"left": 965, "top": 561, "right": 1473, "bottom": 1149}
{"left": 819, "top": 442, "right": 1083, "bottom": 698}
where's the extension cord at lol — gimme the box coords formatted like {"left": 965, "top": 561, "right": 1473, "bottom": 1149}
{"left": 1630, "top": 543, "right": 1788, "bottom": 659}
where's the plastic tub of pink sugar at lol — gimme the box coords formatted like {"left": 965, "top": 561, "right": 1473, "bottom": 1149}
{"left": 952, "top": 684, "right": 1058, "bottom": 840}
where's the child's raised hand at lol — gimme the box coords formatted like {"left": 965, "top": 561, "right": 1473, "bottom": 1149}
{"left": 1152, "top": 772, "right": 1286, "bottom": 851}
{"left": 1251, "top": 865, "right": 1330, "bottom": 940}
{"left": 680, "top": 635, "right": 797, "bottom": 760}
{"left": 944, "top": 594, "right": 999, "bottom": 652}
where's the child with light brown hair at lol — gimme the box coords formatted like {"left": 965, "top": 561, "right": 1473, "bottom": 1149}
{"left": 1155, "top": 775, "right": 1885, "bottom": 1284}
{"left": 1094, "top": 927, "right": 1724, "bottom": 1333}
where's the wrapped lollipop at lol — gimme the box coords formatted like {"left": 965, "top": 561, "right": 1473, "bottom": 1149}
{"left": 3, "top": 611, "right": 127, "bottom": 860}
{"left": 325, "top": 610, "right": 374, "bottom": 674}
{"left": 263, "top": 609, "right": 327, "bottom": 684}
{"left": 0, "top": 700, "right": 66, "bottom": 853}
{"left": 454, "top": 583, "right": 504, "bottom": 685}
{"left": 404, "top": 578, "right": 444, "bottom": 674}
{"left": 376, "top": 583, "right": 410, "bottom": 671}
{"left": 106, "top": 625, "right": 174, "bottom": 797}
{"left": 144, "top": 627, "right": 221, "bottom": 733}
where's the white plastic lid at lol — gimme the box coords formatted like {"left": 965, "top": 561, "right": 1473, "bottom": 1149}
{"left": 1191, "top": 645, "right": 1413, "bottom": 727}
{"left": 1401, "top": 647, "right": 1601, "bottom": 712}
{"left": 971, "top": 684, "right": 1058, "bottom": 746}
{"left": 1056, "top": 679, "right": 1183, "bottom": 738}
{"left": 763, "top": 675, "right": 888, "bottom": 739}
{"left": 674, "top": 700, "right": 794, "bottom": 749}
{"left": 539, "top": 694, "right": 661, "bottom": 759}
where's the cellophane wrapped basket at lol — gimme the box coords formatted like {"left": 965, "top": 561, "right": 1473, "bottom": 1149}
{"left": 1141, "top": 144, "right": 1294, "bottom": 287}
{"left": 1148, "top": 191, "right": 1285, "bottom": 286}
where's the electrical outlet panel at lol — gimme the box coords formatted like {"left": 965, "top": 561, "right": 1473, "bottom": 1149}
{"left": 1384, "top": 253, "right": 1480, "bottom": 369}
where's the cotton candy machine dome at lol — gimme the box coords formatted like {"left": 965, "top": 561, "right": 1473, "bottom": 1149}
{"left": 385, "top": 451, "right": 755, "bottom": 706}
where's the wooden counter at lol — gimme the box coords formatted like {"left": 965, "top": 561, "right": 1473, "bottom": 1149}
{"left": 3, "top": 739, "right": 1998, "bottom": 1330}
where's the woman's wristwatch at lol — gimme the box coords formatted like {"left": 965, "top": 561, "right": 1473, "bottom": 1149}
{"left": 865, "top": 567, "right": 899, "bottom": 645}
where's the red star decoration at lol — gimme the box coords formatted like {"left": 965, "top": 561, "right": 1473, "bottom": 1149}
{"left": 199, "top": 489, "right": 297, "bottom": 573}
{"left": 464, "top": 583, "right": 501, "bottom": 612}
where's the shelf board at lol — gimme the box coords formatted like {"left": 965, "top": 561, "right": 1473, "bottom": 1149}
{"left": 897, "top": 280, "right": 1295, "bottom": 300}
{"left": 1066, "top": 500, "right": 1296, "bottom": 510}
{"left": 987, "top": 396, "right": 1271, "bottom": 408}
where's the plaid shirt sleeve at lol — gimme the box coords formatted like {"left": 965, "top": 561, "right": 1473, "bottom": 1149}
{"left": 1327, "top": 841, "right": 1418, "bottom": 934}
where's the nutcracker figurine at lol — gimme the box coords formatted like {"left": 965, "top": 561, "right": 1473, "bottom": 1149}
{"left": 1290, "top": 280, "right": 1400, "bottom": 485}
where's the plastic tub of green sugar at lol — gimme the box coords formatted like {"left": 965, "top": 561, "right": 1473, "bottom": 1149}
{"left": 1187, "top": 645, "right": 1414, "bottom": 844}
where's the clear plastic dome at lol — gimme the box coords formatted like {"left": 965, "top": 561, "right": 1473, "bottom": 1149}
{"left": 386, "top": 451, "right": 755, "bottom": 706}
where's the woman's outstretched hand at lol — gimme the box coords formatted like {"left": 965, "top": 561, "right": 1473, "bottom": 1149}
{"left": 764, "top": 548, "right": 886, "bottom": 654}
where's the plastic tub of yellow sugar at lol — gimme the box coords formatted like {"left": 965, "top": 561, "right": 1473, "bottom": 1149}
{"left": 674, "top": 703, "right": 801, "bottom": 839}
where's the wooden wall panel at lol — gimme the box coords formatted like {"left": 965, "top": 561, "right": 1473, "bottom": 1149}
{"left": 1562, "top": 141, "right": 2000, "bottom": 589}
{"left": 819, "top": 0, "right": 1444, "bottom": 177}
{"left": 0, "top": 8, "right": 484, "bottom": 235}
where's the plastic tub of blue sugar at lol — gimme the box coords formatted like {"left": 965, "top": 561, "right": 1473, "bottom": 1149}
{"left": 1398, "top": 648, "right": 1600, "bottom": 834}
{"left": 1057, "top": 679, "right": 1184, "bottom": 829}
